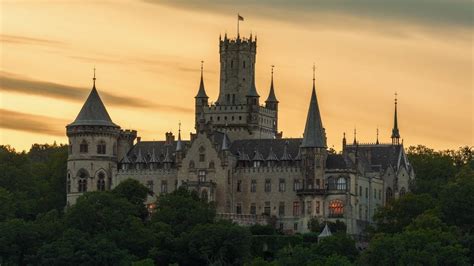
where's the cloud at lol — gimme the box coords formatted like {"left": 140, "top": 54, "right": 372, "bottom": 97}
{"left": 0, "top": 109, "right": 67, "bottom": 136}
{"left": 145, "top": 0, "right": 472, "bottom": 30}
{"left": 0, "top": 72, "right": 193, "bottom": 113}
{"left": 0, "top": 34, "right": 65, "bottom": 47}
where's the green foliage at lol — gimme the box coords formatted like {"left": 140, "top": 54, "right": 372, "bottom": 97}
{"left": 251, "top": 235, "right": 303, "bottom": 259}
{"left": 250, "top": 224, "right": 278, "bottom": 235}
{"left": 151, "top": 187, "right": 216, "bottom": 235}
{"left": 308, "top": 218, "right": 346, "bottom": 234}
{"left": 315, "top": 233, "right": 359, "bottom": 262}
{"left": 113, "top": 178, "right": 151, "bottom": 219}
{"left": 373, "top": 193, "right": 436, "bottom": 234}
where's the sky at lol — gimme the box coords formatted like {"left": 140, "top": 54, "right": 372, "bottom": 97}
{"left": 0, "top": 0, "right": 472, "bottom": 152}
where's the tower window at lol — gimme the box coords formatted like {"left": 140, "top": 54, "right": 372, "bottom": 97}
{"left": 198, "top": 170, "right": 206, "bottom": 182}
{"left": 97, "top": 172, "right": 106, "bottom": 191}
{"left": 337, "top": 177, "right": 347, "bottom": 190}
{"left": 230, "top": 60, "right": 233, "bottom": 68}
{"left": 250, "top": 179, "right": 257, "bottom": 192}
{"left": 265, "top": 179, "right": 271, "bottom": 192}
{"left": 243, "top": 61, "right": 246, "bottom": 68}
{"left": 80, "top": 140, "right": 88, "bottom": 153}
{"left": 67, "top": 174, "right": 71, "bottom": 193}
{"left": 250, "top": 203, "right": 256, "bottom": 215}
{"left": 279, "top": 202, "right": 285, "bottom": 216}
{"left": 97, "top": 141, "right": 106, "bottom": 154}
{"left": 264, "top": 202, "right": 271, "bottom": 215}
{"left": 161, "top": 181, "right": 168, "bottom": 193}
{"left": 77, "top": 170, "right": 88, "bottom": 193}
{"left": 237, "top": 180, "right": 242, "bottom": 192}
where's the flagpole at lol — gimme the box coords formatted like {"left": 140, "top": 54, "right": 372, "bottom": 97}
{"left": 237, "top": 13, "right": 240, "bottom": 38}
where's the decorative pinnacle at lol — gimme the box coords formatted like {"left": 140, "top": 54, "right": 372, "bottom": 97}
{"left": 93, "top": 67, "right": 96, "bottom": 88}
{"left": 376, "top": 127, "right": 379, "bottom": 144}
{"left": 312, "top": 63, "right": 316, "bottom": 85}
{"left": 271, "top": 65, "right": 274, "bottom": 79}
{"left": 200, "top": 60, "right": 204, "bottom": 77}
{"left": 395, "top": 92, "right": 398, "bottom": 105}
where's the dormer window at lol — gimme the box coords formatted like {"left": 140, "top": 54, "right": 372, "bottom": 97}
{"left": 97, "top": 141, "right": 106, "bottom": 154}
{"left": 80, "top": 140, "right": 88, "bottom": 153}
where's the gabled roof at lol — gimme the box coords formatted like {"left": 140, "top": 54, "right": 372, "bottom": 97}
{"left": 301, "top": 85, "right": 326, "bottom": 148}
{"left": 68, "top": 87, "right": 118, "bottom": 127}
{"left": 252, "top": 149, "right": 264, "bottom": 161}
{"left": 266, "top": 147, "right": 279, "bottom": 161}
{"left": 281, "top": 142, "right": 293, "bottom": 161}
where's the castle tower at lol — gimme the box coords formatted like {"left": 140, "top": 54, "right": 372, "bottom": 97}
{"left": 195, "top": 61, "right": 209, "bottom": 129}
{"left": 65, "top": 71, "right": 121, "bottom": 206}
{"left": 391, "top": 93, "right": 401, "bottom": 145}
{"left": 217, "top": 34, "right": 257, "bottom": 105}
{"left": 265, "top": 65, "right": 279, "bottom": 133}
{"left": 300, "top": 67, "right": 327, "bottom": 190}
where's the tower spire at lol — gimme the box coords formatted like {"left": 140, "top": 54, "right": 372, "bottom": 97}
{"left": 376, "top": 127, "right": 379, "bottom": 145}
{"left": 265, "top": 65, "right": 278, "bottom": 103}
{"left": 176, "top": 121, "right": 183, "bottom": 151}
{"left": 353, "top": 127, "right": 357, "bottom": 145}
{"left": 312, "top": 63, "right": 316, "bottom": 89}
{"left": 391, "top": 92, "right": 400, "bottom": 145}
{"left": 301, "top": 66, "right": 326, "bottom": 148}
{"left": 93, "top": 67, "right": 96, "bottom": 88}
{"left": 195, "top": 60, "right": 208, "bottom": 98}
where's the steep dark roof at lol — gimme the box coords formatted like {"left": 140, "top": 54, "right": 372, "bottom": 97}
{"left": 69, "top": 87, "right": 118, "bottom": 127}
{"left": 195, "top": 71, "right": 208, "bottom": 98}
{"left": 265, "top": 75, "right": 278, "bottom": 102}
{"left": 247, "top": 76, "right": 259, "bottom": 97}
{"left": 301, "top": 86, "right": 326, "bottom": 148}
{"left": 326, "top": 154, "right": 351, "bottom": 169}
{"left": 230, "top": 138, "right": 302, "bottom": 161}
{"left": 122, "top": 140, "right": 190, "bottom": 163}
{"left": 345, "top": 144, "right": 403, "bottom": 170}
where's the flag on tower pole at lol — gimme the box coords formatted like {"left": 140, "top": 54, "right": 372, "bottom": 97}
{"left": 237, "top": 14, "right": 244, "bottom": 37}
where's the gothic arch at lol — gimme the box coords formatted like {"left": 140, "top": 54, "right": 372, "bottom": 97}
{"left": 77, "top": 168, "right": 89, "bottom": 193}
{"left": 386, "top": 187, "right": 393, "bottom": 203}
{"left": 201, "top": 189, "right": 208, "bottom": 201}
{"left": 399, "top": 187, "right": 406, "bottom": 196}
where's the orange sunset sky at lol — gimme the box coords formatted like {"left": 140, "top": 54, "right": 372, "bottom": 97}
{"left": 1, "top": 0, "right": 472, "bottom": 152}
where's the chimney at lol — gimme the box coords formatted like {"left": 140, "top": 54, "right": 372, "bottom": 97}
{"left": 137, "top": 137, "right": 141, "bottom": 143}
{"left": 165, "top": 132, "right": 175, "bottom": 145}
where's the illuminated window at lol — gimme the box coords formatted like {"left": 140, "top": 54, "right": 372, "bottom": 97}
{"left": 329, "top": 200, "right": 344, "bottom": 218}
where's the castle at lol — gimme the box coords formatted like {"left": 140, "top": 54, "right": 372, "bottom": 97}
{"left": 66, "top": 33, "right": 414, "bottom": 235}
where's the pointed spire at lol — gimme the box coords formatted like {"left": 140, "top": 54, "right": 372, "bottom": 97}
{"left": 68, "top": 70, "right": 118, "bottom": 127}
{"left": 265, "top": 65, "right": 278, "bottom": 103}
{"left": 149, "top": 148, "right": 160, "bottom": 163}
{"left": 301, "top": 65, "right": 326, "bottom": 148}
{"left": 135, "top": 149, "right": 146, "bottom": 163}
{"left": 163, "top": 147, "right": 173, "bottom": 163}
{"left": 252, "top": 149, "right": 264, "bottom": 161}
{"left": 281, "top": 141, "right": 292, "bottom": 161}
{"left": 195, "top": 61, "right": 208, "bottom": 98}
{"left": 376, "top": 127, "right": 380, "bottom": 145}
{"left": 342, "top": 132, "right": 347, "bottom": 147}
{"left": 122, "top": 153, "right": 131, "bottom": 164}
{"left": 92, "top": 67, "right": 96, "bottom": 88}
{"left": 176, "top": 122, "right": 183, "bottom": 152}
{"left": 221, "top": 133, "right": 230, "bottom": 151}
{"left": 266, "top": 146, "right": 279, "bottom": 161}
{"left": 353, "top": 127, "right": 357, "bottom": 145}
{"left": 391, "top": 93, "right": 400, "bottom": 145}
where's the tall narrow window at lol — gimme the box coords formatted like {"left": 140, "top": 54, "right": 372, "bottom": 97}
{"left": 386, "top": 187, "right": 393, "bottom": 203}
{"left": 243, "top": 60, "right": 246, "bottom": 68}
{"left": 316, "top": 201, "right": 320, "bottom": 214}
{"left": 250, "top": 203, "right": 256, "bottom": 215}
{"left": 279, "top": 202, "right": 285, "bottom": 216}
{"left": 97, "top": 172, "right": 106, "bottom": 191}
{"left": 264, "top": 202, "right": 271, "bottom": 215}
{"left": 97, "top": 141, "right": 106, "bottom": 154}
{"left": 67, "top": 174, "right": 71, "bottom": 193}
{"left": 78, "top": 171, "right": 88, "bottom": 192}
{"left": 293, "top": 201, "right": 300, "bottom": 216}
{"left": 236, "top": 203, "right": 242, "bottom": 214}
{"left": 237, "top": 180, "right": 242, "bottom": 192}
{"left": 198, "top": 170, "right": 206, "bottom": 182}
{"left": 306, "top": 201, "right": 312, "bottom": 215}
{"left": 279, "top": 179, "right": 286, "bottom": 192}
{"left": 250, "top": 179, "right": 257, "bottom": 192}
{"left": 147, "top": 180, "right": 154, "bottom": 193}
{"left": 161, "top": 181, "right": 167, "bottom": 193}
{"left": 264, "top": 179, "right": 271, "bottom": 192}
{"left": 337, "top": 177, "right": 347, "bottom": 190}
{"left": 80, "top": 140, "right": 88, "bottom": 153}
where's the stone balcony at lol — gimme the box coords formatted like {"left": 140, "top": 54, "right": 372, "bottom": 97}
{"left": 216, "top": 213, "right": 268, "bottom": 226}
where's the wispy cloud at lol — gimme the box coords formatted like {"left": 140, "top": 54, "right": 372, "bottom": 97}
{"left": 0, "top": 109, "right": 67, "bottom": 136}
{"left": 145, "top": 0, "right": 472, "bottom": 30}
{"left": 0, "top": 72, "right": 193, "bottom": 113}
{"left": 0, "top": 34, "right": 65, "bottom": 47}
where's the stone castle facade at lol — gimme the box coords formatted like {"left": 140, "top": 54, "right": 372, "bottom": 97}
{"left": 66, "top": 34, "right": 414, "bottom": 235}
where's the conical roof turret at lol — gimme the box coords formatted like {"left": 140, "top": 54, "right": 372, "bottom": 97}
{"left": 265, "top": 66, "right": 278, "bottom": 103}
{"left": 195, "top": 61, "right": 208, "bottom": 98}
{"left": 301, "top": 66, "right": 326, "bottom": 148}
{"left": 68, "top": 70, "right": 118, "bottom": 127}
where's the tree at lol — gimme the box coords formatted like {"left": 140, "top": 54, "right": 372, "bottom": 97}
{"left": 0, "top": 188, "right": 15, "bottom": 222}
{"left": 178, "top": 221, "right": 252, "bottom": 265}
{"left": 373, "top": 193, "right": 436, "bottom": 234}
{"left": 0, "top": 218, "right": 40, "bottom": 265}
{"left": 151, "top": 187, "right": 215, "bottom": 235}
{"left": 314, "top": 233, "right": 359, "bottom": 262}
{"left": 113, "top": 178, "right": 151, "bottom": 219}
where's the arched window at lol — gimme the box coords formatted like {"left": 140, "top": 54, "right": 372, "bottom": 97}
{"left": 97, "top": 141, "right": 106, "bottom": 154}
{"left": 209, "top": 161, "right": 215, "bottom": 169}
{"left": 80, "top": 140, "right": 88, "bottom": 153}
{"left": 67, "top": 173, "right": 71, "bottom": 193}
{"left": 399, "top": 187, "right": 406, "bottom": 196}
{"left": 97, "top": 172, "right": 106, "bottom": 191}
{"left": 199, "top": 146, "right": 206, "bottom": 162}
{"left": 107, "top": 176, "right": 112, "bottom": 190}
{"left": 78, "top": 170, "right": 88, "bottom": 192}
{"left": 386, "top": 187, "right": 393, "bottom": 203}
{"left": 329, "top": 200, "right": 344, "bottom": 218}
{"left": 337, "top": 177, "right": 347, "bottom": 191}
{"left": 189, "top": 160, "right": 195, "bottom": 169}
